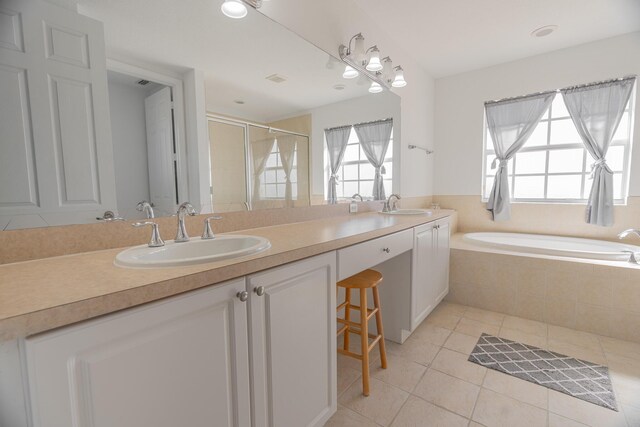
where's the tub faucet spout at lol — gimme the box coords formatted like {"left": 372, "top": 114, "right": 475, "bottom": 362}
{"left": 618, "top": 229, "right": 640, "bottom": 239}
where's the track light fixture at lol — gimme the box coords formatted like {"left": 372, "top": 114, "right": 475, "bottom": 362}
{"left": 338, "top": 33, "right": 407, "bottom": 91}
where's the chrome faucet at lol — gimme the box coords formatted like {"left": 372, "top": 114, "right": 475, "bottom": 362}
{"left": 382, "top": 194, "right": 401, "bottom": 212}
{"left": 352, "top": 193, "right": 364, "bottom": 202}
{"left": 202, "top": 216, "right": 223, "bottom": 240}
{"left": 618, "top": 229, "right": 640, "bottom": 264}
{"left": 133, "top": 221, "right": 164, "bottom": 247}
{"left": 136, "top": 200, "right": 155, "bottom": 219}
{"left": 175, "top": 202, "right": 197, "bottom": 242}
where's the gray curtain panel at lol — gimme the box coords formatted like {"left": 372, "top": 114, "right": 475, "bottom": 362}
{"left": 325, "top": 125, "right": 352, "bottom": 204}
{"left": 353, "top": 118, "right": 393, "bottom": 200}
{"left": 277, "top": 135, "right": 298, "bottom": 207}
{"left": 486, "top": 92, "right": 555, "bottom": 221}
{"left": 562, "top": 77, "right": 635, "bottom": 227}
{"left": 250, "top": 137, "right": 275, "bottom": 202}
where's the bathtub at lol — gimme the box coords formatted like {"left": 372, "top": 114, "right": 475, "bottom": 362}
{"left": 463, "top": 232, "right": 640, "bottom": 261}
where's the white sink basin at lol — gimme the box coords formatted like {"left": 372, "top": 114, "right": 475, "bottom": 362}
{"left": 379, "top": 209, "right": 433, "bottom": 215}
{"left": 115, "top": 235, "right": 271, "bottom": 268}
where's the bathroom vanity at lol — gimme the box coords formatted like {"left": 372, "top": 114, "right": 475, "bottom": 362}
{"left": 0, "top": 211, "right": 451, "bottom": 427}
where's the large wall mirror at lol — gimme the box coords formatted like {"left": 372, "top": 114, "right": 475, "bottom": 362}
{"left": 0, "top": 0, "right": 401, "bottom": 230}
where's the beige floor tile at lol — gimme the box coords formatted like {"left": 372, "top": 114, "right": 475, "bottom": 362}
{"left": 502, "top": 315, "right": 548, "bottom": 338}
{"left": 607, "top": 353, "right": 640, "bottom": 409}
{"left": 547, "top": 340, "right": 607, "bottom": 366}
{"left": 411, "top": 322, "right": 452, "bottom": 346}
{"left": 498, "top": 326, "right": 548, "bottom": 349}
{"left": 472, "top": 388, "right": 547, "bottom": 427}
{"left": 431, "top": 347, "right": 487, "bottom": 385}
{"left": 443, "top": 331, "right": 479, "bottom": 355}
{"left": 412, "top": 368, "right": 480, "bottom": 417}
{"left": 455, "top": 317, "right": 500, "bottom": 338}
{"left": 622, "top": 404, "right": 640, "bottom": 427}
{"left": 390, "top": 395, "right": 468, "bottom": 427}
{"left": 371, "top": 354, "right": 427, "bottom": 392}
{"left": 464, "top": 307, "right": 506, "bottom": 326}
{"left": 325, "top": 405, "right": 380, "bottom": 427}
{"left": 549, "top": 413, "right": 589, "bottom": 427}
{"left": 339, "top": 377, "right": 409, "bottom": 427}
{"left": 433, "top": 301, "right": 468, "bottom": 316}
{"left": 548, "top": 390, "right": 628, "bottom": 427}
{"left": 548, "top": 325, "right": 602, "bottom": 353}
{"left": 424, "top": 310, "right": 461, "bottom": 330}
{"left": 385, "top": 337, "right": 440, "bottom": 366}
{"left": 600, "top": 336, "right": 640, "bottom": 361}
{"left": 469, "top": 423, "right": 486, "bottom": 427}
{"left": 338, "top": 364, "right": 361, "bottom": 396}
{"left": 482, "top": 369, "right": 548, "bottom": 409}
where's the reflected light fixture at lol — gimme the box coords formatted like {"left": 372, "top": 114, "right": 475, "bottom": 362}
{"left": 221, "top": 0, "right": 262, "bottom": 19}
{"left": 338, "top": 33, "right": 407, "bottom": 91}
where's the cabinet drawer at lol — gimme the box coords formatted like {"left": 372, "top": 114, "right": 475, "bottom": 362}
{"left": 337, "top": 229, "right": 413, "bottom": 280}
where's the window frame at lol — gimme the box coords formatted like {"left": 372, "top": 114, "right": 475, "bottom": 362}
{"left": 481, "top": 91, "right": 635, "bottom": 205}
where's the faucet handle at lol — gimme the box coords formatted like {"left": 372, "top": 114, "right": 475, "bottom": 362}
{"left": 97, "top": 210, "right": 125, "bottom": 222}
{"left": 133, "top": 221, "right": 165, "bottom": 247}
{"left": 202, "top": 216, "right": 223, "bottom": 240}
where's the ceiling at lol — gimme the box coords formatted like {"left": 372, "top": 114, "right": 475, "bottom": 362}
{"left": 352, "top": 0, "right": 640, "bottom": 77}
{"left": 78, "top": 0, "right": 383, "bottom": 122}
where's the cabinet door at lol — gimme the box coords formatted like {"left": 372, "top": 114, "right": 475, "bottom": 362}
{"left": 248, "top": 252, "right": 337, "bottom": 427}
{"left": 411, "top": 222, "right": 437, "bottom": 330}
{"left": 25, "top": 279, "right": 251, "bottom": 427}
{"left": 434, "top": 218, "right": 451, "bottom": 303}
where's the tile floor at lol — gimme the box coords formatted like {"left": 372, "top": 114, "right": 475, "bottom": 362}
{"left": 326, "top": 302, "right": 640, "bottom": 427}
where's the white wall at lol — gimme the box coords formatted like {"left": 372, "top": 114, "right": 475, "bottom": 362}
{"left": 305, "top": 92, "right": 401, "bottom": 198}
{"left": 107, "top": 78, "right": 150, "bottom": 219}
{"left": 434, "top": 32, "right": 640, "bottom": 196}
{"left": 260, "top": 0, "right": 435, "bottom": 198}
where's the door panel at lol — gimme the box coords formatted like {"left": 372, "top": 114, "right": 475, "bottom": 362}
{"left": 412, "top": 223, "right": 436, "bottom": 330}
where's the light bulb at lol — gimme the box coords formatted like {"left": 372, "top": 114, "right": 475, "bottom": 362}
{"left": 366, "top": 46, "right": 383, "bottom": 72}
{"left": 342, "top": 65, "right": 359, "bottom": 79}
{"left": 368, "top": 82, "right": 383, "bottom": 94}
{"left": 392, "top": 67, "right": 407, "bottom": 88}
{"left": 221, "top": 0, "right": 247, "bottom": 18}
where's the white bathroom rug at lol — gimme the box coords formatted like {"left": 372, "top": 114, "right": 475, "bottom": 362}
{"left": 469, "top": 333, "right": 618, "bottom": 411}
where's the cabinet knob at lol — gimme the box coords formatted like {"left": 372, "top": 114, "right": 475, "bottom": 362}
{"left": 382, "top": 247, "right": 390, "bottom": 253}
{"left": 254, "top": 286, "right": 265, "bottom": 296}
{"left": 237, "top": 291, "right": 249, "bottom": 302}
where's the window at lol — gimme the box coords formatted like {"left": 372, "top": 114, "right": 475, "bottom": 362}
{"left": 334, "top": 128, "right": 393, "bottom": 200}
{"left": 482, "top": 94, "right": 634, "bottom": 203}
{"left": 260, "top": 141, "right": 297, "bottom": 199}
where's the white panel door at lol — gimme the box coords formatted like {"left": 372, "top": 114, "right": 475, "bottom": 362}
{"left": 434, "top": 218, "right": 451, "bottom": 303}
{"left": 248, "top": 252, "right": 337, "bottom": 427}
{"left": 25, "top": 279, "right": 251, "bottom": 427}
{"left": 0, "top": 0, "right": 117, "bottom": 227}
{"left": 411, "top": 222, "right": 437, "bottom": 330}
{"left": 145, "top": 87, "right": 178, "bottom": 217}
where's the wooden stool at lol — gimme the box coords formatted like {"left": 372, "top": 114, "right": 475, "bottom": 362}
{"left": 336, "top": 269, "right": 388, "bottom": 396}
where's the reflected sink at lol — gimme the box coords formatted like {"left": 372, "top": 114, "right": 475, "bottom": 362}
{"left": 379, "top": 209, "right": 433, "bottom": 215}
{"left": 115, "top": 235, "right": 271, "bottom": 268}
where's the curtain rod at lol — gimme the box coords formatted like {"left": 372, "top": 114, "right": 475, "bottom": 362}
{"left": 325, "top": 117, "right": 393, "bottom": 132}
{"left": 484, "top": 75, "right": 637, "bottom": 106}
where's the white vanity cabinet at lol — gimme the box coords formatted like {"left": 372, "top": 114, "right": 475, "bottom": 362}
{"left": 24, "top": 278, "right": 251, "bottom": 427}
{"left": 411, "top": 217, "right": 451, "bottom": 330}
{"left": 247, "top": 252, "right": 337, "bottom": 427}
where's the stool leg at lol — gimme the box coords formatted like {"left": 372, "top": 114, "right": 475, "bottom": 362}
{"left": 373, "top": 286, "right": 387, "bottom": 369}
{"left": 343, "top": 288, "right": 351, "bottom": 352}
{"left": 360, "top": 289, "right": 370, "bottom": 396}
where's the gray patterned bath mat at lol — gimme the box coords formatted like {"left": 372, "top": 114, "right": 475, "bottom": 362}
{"left": 469, "top": 333, "right": 617, "bottom": 411}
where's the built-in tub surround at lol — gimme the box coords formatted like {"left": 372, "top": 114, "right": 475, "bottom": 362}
{"left": 0, "top": 196, "right": 434, "bottom": 265}
{"left": 0, "top": 208, "right": 452, "bottom": 342}
{"left": 447, "top": 233, "right": 640, "bottom": 343}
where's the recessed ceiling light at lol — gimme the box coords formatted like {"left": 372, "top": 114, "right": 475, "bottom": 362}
{"left": 531, "top": 25, "right": 558, "bottom": 38}
{"left": 333, "top": 84, "right": 346, "bottom": 91}
{"left": 234, "top": 99, "right": 245, "bottom": 104}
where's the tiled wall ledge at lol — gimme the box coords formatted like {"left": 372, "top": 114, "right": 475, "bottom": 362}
{"left": 433, "top": 195, "right": 640, "bottom": 242}
{"left": 0, "top": 196, "right": 432, "bottom": 265}
{"left": 446, "top": 241, "right": 640, "bottom": 344}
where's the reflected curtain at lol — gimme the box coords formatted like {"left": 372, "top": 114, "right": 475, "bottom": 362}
{"left": 353, "top": 118, "right": 393, "bottom": 200}
{"left": 277, "top": 135, "right": 298, "bottom": 207}
{"left": 325, "top": 125, "right": 352, "bottom": 204}
{"left": 486, "top": 92, "right": 555, "bottom": 221}
{"left": 250, "top": 137, "right": 275, "bottom": 202}
{"left": 561, "top": 77, "right": 635, "bottom": 227}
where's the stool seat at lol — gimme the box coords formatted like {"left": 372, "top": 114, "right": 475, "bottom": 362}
{"left": 336, "top": 269, "right": 387, "bottom": 396}
{"left": 337, "top": 269, "right": 382, "bottom": 289}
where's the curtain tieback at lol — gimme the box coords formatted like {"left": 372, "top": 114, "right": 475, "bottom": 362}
{"left": 380, "top": 165, "right": 386, "bottom": 175}
{"left": 491, "top": 158, "right": 508, "bottom": 170}
{"left": 330, "top": 173, "right": 340, "bottom": 182}
{"left": 589, "top": 158, "right": 613, "bottom": 179}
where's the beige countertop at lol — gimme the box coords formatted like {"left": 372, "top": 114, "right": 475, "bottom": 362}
{"left": 0, "top": 210, "right": 453, "bottom": 342}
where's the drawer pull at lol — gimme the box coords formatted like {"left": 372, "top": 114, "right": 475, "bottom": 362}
{"left": 237, "top": 291, "right": 249, "bottom": 302}
{"left": 382, "top": 247, "right": 390, "bottom": 253}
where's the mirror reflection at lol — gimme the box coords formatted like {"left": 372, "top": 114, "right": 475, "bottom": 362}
{"left": 0, "top": 0, "right": 401, "bottom": 230}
